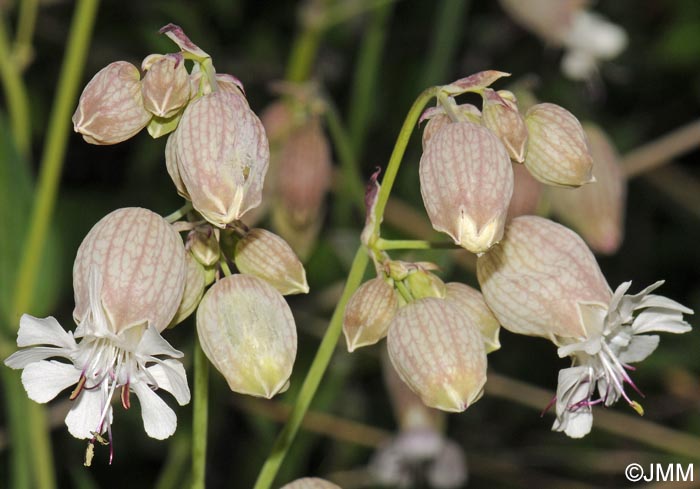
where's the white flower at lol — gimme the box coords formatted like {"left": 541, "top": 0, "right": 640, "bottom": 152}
{"left": 4, "top": 270, "right": 190, "bottom": 464}
{"left": 552, "top": 281, "right": 693, "bottom": 438}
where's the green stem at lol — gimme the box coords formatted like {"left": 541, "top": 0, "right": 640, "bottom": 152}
{"left": 2, "top": 369, "right": 31, "bottom": 489}
{"left": 376, "top": 238, "right": 458, "bottom": 250}
{"left": 419, "top": 0, "right": 469, "bottom": 89}
{"left": 0, "top": 14, "right": 31, "bottom": 157}
{"left": 13, "top": 0, "right": 39, "bottom": 71}
{"left": 394, "top": 280, "right": 413, "bottom": 303}
{"left": 7, "top": 3, "right": 99, "bottom": 489}
{"left": 164, "top": 201, "right": 193, "bottom": 223}
{"left": 252, "top": 248, "right": 370, "bottom": 489}
{"left": 191, "top": 337, "right": 209, "bottom": 489}
{"left": 254, "top": 87, "right": 437, "bottom": 489}
{"left": 324, "top": 100, "right": 364, "bottom": 211}
{"left": 11, "top": 0, "right": 99, "bottom": 325}
{"left": 347, "top": 0, "right": 393, "bottom": 154}
{"left": 370, "top": 87, "right": 438, "bottom": 241}
{"left": 285, "top": 0, "right": 331, "bottom": 83}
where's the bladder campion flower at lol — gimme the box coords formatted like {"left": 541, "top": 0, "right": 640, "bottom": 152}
{"left": 4, "top": 208, "right": 189, "bottom": 464}
{"left": 477, "top": 216, "right": 693, "bottom": 437}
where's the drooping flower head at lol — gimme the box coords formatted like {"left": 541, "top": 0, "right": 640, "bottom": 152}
{"left": 4, "top": 208, "right": 189, "bottom": 464}
{"left": 477, "top": 216, "right": 693, "bottom": 437}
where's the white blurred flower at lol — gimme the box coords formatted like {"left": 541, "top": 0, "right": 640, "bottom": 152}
{"left": 553, "top": 281, "right": 693, "bottom": 438}
{"left": 4, "top": 269, "right": 190, "bottom": 464}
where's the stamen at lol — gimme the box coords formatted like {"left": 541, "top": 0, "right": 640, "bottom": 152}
{"left": 121, "top": 384, "right": 131, "bottom": 410}
{"left": 70, "top": 375, "right": 87, "bottom": 400}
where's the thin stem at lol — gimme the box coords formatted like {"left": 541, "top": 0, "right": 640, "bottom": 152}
{"left": 2, "top": 369, "right": 31, "bottom": 489}
{"left": 419, "top": 0, "right": 468, "bottom": 90}
{"left": 347, "top": 0, "right": 393, "bottom": 154}
{"left": 622, "top": 119, "right": 700, "bottom": 178}
{"left": 219, "top": 260, "right": 232, "bottom": 277}
{"left": 252, "top": 248, "right": 370, "bottom": 489}
{"left": 324, "top": 100, "right": 365, "bottom": 212}
{"left": 11, "top": 0, "right": 99, "bottom": 325}
{"left": 394, "top": 280, "right": 413, "bottom": 303}
{"left": 8, "top": 3, "right": 99, "bottom": 488}
{"left": 13, "top": 0, "right": 39, "bottom": 71}
{"left": 191, "top": 337, "right": 209, "bottom": 489}
{"left": 164, "top": 201, "right": 193, "bottom": 223}
{"left": 376, "top": 238, "right": 459, "bottom": 251}
{"left": 370, "top": 87, "right": 438, "bottom": 241}
{"left": 0, "top": 14, "right": 31, "bottom": 157}
{"left": 285, "top": 0, "right": 331, "bottom": 83}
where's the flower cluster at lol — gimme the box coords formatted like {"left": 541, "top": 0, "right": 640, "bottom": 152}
{"left": 5, "top": 24, "right": 307, "bottom": 465}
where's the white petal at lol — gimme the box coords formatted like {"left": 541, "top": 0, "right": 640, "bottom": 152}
{"left": 558, "top": 337, "right": 601, "bottom": 358}
{"left": 553, "top": 408, "right": 593, "bottom": 439}
{"left": 21, "top": 360, "right": 81, "bottom": 403}
{"left": 136, "top": 326, "right": 183, "bottom": 359}
{"left": 619, "top": 335, "right": 659, "bottom": 364}
{"left": 608, "top": 281, "right": 632, "bottom": 313}
{"left": 131, "top": 382, "right": 177, "bottom": 440}
{"left": 65, "top": 388, "right": 108, "bottom": 439}
{"left": 145, "top": 359, "right": 190, "bottom": 405}
{"left": 638, "top": 295, "right": 694, "bottom": 315}
{"left": 632, "top": 309, "right": 693, "bottom": 335}
{"left": 16, "top": 315, "right": 77, "bottom": 349}
{"left": 4, "top": 346, "right": 73, "bottom": 369}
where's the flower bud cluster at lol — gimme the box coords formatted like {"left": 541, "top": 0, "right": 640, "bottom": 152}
{"left": 419, "top": 71, "right": 595, "bottom": 255}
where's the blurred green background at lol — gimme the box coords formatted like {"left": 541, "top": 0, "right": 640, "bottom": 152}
{"left": 1, "top": 0, "right": 699, "bottom": 488}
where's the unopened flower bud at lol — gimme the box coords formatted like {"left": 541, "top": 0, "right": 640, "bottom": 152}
{"left": 234, "top": 228, "right": 309, "bottom": 295}
{"left": 280, "top": 478, "right": 341, "bottom": 489}
{"left": 170, "top": 253, "right": 206, "bottom": 326}
{"left": 343, "top": 277, "right": 399, "bottom": 351}
{"left": 477, "top": 216, "right": 611, "bottom": 342}
{"left": 73, "top": 207, "right": 186, "bottom": 333}
{"left": 444, "top": 282, "right": 501, "bottom": 353}
{"left": 482, "top": 89, "right": 528, "bottom": 162}
{"left": 405, "top": 269, "right": 446, "bottom": 300}
{"left": 176, "top": 90, "right": 270, "bottom": 227}
{"left": 187, "top": 225, "right": 220, "bottom": 267}
{"left": 420, "top": 122, "right": 513, "bottom": 254}
{"left": 196, "top": 274, "right": 297, "bottom": 398}
{"left": 547, "top": 123, "right": 626, "bottom": 254}
{"left": 388, "top": 298, "right": 487, "bottom": 412}
{"left": 141, "top": 53, "right": 190, "bottom": 119}
{"left": 271, "top": 117, "right": 332, "bottom": 258}
{"left": 420, "top": 103, "right": 481, "bottom": 149}
{"left": 72, "top": 61, "right": 151, "bottom": 145}
{"left": 165, "top": 128, "right": 190, "bottom": 199}
{"left": 524, "top": 103, "right": 594, "bottom": 187}
{"left": 261, "top": 100, "right": 297, "bottom": 145}
{"left": 507, "top": 161, "right": 543, "bottom": 219}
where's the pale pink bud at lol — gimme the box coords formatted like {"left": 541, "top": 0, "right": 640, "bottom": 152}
{"left": 72, "top": 61, "right": 151, "bottom": 145}
{"left": 216, "top": 73, "right": 246, "bottom": 96}
{"left": 234, "top": 228, "right": 309, "bottom": 295}
{"left": 441, "top": 70, "right": 511, "bottom": 96}
{"left": 159, "top": 23, "right": 210, "bottom": 60}
{"left": 73, "top": 207, "right": 186, "bottom": 334}
{"left": 507, "top": 161, "right": 543, "bottom": 219}
{"left": 271, "top": 117, "right": 332, "bottom": 258}
{"left": 280, "top": 478, "right": 341, "bottom": 489}
{"left": 444, "top": 282, "right": 501, "bottom": 353}
{"left": 196, "top": 274, "right": 297, "bottom": 397}
{"left": 420, "top": 122, "right": 514, "bottom": 253}
{"left": 141, "top": 53, "right": 190, "bottom": 119}
{"left": 176, "top": 89, "right": 270, "bottom": 227}
{"left": 420, "top": 103, "right": 481, "bottom": 149}
{"left": 387, "top": 298, "right": 487, "bottom": 412}
{"left": 343, "top": 277, "right": 399, "bottom": 351}
{"left": 524, "top": 103, "right": 594, "bottom": 187}
{"left": 165, "top": 128, "right": 189, "bottom": 199}
{"left": 170, "top": 253, "right": 206, "bottom": 327}
{"left": 261, "top": 100, "right": 296, "bottom": 145}
{"left": 187, "top": 225, "right": 220, "bottom": 267}
{"left": 477, "top": 216, "right": 611, "bottom": 342}
{"left": 547, "top": 123, "right": 626, "bottom": 254}
{"left": 482, "top": 89, "right": 528, "bottom": 162}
